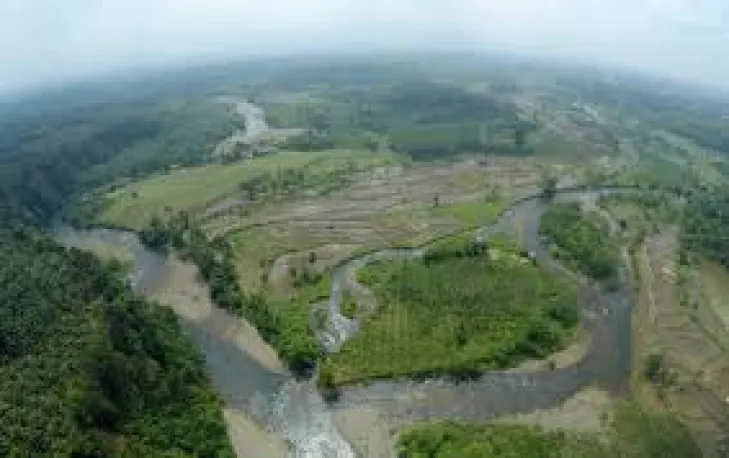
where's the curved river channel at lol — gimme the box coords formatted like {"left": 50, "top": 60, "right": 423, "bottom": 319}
{"left": 55, "top": 187, "right": 637, "bottom": 457}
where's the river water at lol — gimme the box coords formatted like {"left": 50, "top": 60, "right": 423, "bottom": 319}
{"left": 55, "top": 185, "right": 639, "bottom": 457}
{"left": 53, "top": 224, "right": 356, "bottom": 458}
{"left": 325, "top": 189, "right": 634, "bottom": 422}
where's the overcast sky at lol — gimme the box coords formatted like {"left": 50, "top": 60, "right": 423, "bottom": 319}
{"left": 1, "top": 0, "right": 728, "bottom": 94}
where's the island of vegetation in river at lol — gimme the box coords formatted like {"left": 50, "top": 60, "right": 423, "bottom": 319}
{"left": 323, "top": 236, "right": 580, "bottom": 385}
{"left": 539, "top": 202, "right": 621, "bottom": 286}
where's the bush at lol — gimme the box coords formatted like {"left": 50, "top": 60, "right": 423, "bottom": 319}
{"left": 644, "top": 352, "right": 665, "bottom": 384}
{"left": 539, "top": 202, "right": 619, "bottom": 284}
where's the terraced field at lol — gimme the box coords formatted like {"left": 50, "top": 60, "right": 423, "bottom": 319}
{"left": 100, "top": 149, "right": 402, "bottom": 229}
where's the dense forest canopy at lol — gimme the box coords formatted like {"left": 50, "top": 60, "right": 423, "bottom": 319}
{"left": 261, "top": 78, "right": 533, "bottom": 159}
{"left": 0, "top": 228, "right": 234, "bottom": 456}
{"left": 0, "top": 62, "right": 248, "bottom": 457}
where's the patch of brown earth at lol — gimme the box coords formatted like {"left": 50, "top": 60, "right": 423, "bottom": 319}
{"left": 331, "top": 407, "right": 398, "bottom": 458}
{"left": 223, "top": 409, "right": 290, "bottom": 458}
{"left": 635, "top": 230, "right": 729, "bottom": 455}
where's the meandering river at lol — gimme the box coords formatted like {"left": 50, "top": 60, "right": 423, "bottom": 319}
{"left": 54, "top": 186, "right": 638, "bottom": 457}
{"left": 325, "top": 190, "right": 633, "bottom": 424}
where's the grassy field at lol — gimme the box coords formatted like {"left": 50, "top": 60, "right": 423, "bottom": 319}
{"left": 370, "top": 198, "right": 507, "bottom": 247}
{"left": 99, "top": 149, "right": 401, "bottom": 229}
{"left": 228, "top": 226, "right": 358, "bottom": 295}
{"left": 325, "top": 240, "right": 579, "bottom": 385}
{"left": 397, "top": 401, "right": 700, "bottom": 458}
{"left": 430, "top": 198, "right": 507, "bottom": 226}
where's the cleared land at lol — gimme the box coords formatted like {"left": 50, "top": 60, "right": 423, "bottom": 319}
{"left": 634, "top": 230, "right": 729, "bottom": 455}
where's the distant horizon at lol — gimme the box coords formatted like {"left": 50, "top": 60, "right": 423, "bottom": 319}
{"left": 2, "top": 50, "right": 728, "bottom": 107}
{"left": 2, "top": 1, "right": 729, "bottom": 97}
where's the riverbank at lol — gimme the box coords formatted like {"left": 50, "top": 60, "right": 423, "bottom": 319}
{"left": 57, "top": 176, "right": 651, "bottom": 457}
{"left": 149, "top": 254, "right": 286, "bottom": 375}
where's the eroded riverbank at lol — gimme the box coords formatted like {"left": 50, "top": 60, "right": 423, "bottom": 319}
{"left": 54, "top": 225, "right": 354, "bottom": 458}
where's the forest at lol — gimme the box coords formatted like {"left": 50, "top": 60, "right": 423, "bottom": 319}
{"left": 263, "top": 80, "right": 536, "bottom": 159}
{"left": 0, "top": 228, "right": 234, "bottom": 456}
{"left": 0, "top": 79, "right": 242, "bottom": 456}
{"left": 539, "top": 202, "right": 620, "bottom": 286}
{"left": 0, "top": 91, "right": 241, "bottom": 224}
{"left": 564, "top": 72, "right": 729, "bottom": 155}
{"left": 325, "top": 238, "right": 579, "bottom": 385}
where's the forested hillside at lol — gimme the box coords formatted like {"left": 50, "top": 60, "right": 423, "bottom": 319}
{"left": 261, "top": 79, "right": 534, "bottom": 159}
{"left": 0, "top": 92, "right": 240, "bottom": 222}
{"left": 0, "top": 82, "right": 237, "bottom": 456}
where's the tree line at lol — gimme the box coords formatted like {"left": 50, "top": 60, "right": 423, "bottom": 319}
{"left": 539, "top": 202, "right": 620, "bottom": 286}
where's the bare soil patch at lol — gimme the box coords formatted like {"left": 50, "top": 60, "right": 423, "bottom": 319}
{"left": 635, "top": 230, "right": 729, "bottom": 455}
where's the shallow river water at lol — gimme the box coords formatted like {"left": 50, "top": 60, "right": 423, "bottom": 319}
{"left": 54, "top": 186, "right": 638, "bottom": 457}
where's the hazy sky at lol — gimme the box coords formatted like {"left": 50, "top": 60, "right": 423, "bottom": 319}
{"left": 1, "top": 0, "right": 728, "bottom": 93}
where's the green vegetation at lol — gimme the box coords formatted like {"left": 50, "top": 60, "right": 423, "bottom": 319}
{"left": 316, "top": 362, "right": 341, "bottom": 403}
{"left": 370, "top": 198, "right": 507, "bottom": 248}
{"left": 263, "top": 80, "right": 535, "bottom": 160}
{"left": 0, "top": 75, "right": 253, "bottom": 456}
{"left": 0, "top": 55, "right": 724, "bottom": 455}
{"left": 540, "top": 202, "right": 620, "bottom": 285}
{"left": 0, "top": 230, "right": 233, "bottom": 456}
{"left": 398, "top": 401, "right": 700, "bottom": 457}
{"left": 682, "top": 189, "right": 729, "bottom": 268}
{"left": 228, "top": 228, "right": 304, "bottom": 294}
{"left": 341, "top": 291, "right": 359, "bottom": 319}
{"left": 430, "top": 198, "right": 507, "bottom": 227}
{"left": 570, "top": 74, "right": 729, "bottom": 155}
{"left": 325, "top": 239, "right": 579, "bottom": 385}
{"left": 398, "top": 423, "right": 601, "bottom": 458}
{"left": 0, "top": 97, "right": 241, "bottom": 225}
